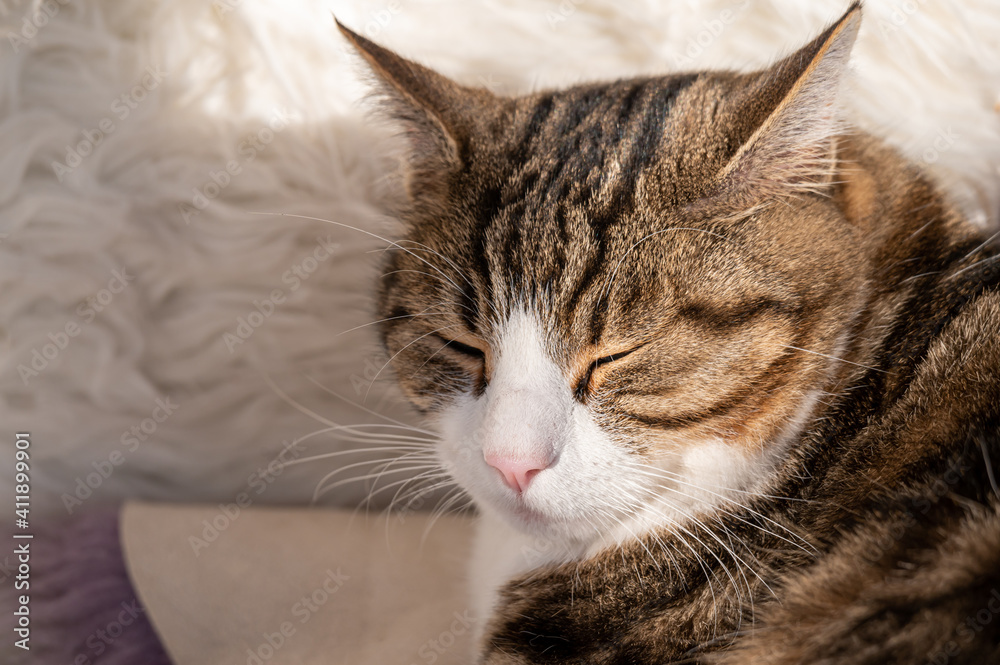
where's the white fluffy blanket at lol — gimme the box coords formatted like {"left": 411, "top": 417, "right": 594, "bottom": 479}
{"left": 2, "top": 0, "right": 998, "bottom": 516}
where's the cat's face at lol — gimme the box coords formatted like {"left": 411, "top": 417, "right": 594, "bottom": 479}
{"left": 344, "top": 7, "right": 865, "bottom": 542}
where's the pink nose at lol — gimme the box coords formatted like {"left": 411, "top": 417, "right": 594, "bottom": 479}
{"left": 484, "top": 453, "right": 552, "bottom": 493}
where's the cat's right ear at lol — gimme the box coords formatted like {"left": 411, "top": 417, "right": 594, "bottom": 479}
{"left": 337, "top": 21, "right": 491, "bottom": 200}
{"left": 710, "top": 3, "right": 861, "bottom": 205}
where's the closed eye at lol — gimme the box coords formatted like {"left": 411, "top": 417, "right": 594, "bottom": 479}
{"left": 594, "top": 349, "right": 637, "bottom": 366}
{"left": 441, "top": 337, "right": 485, "bottom": 359}
{"left": 437, "top": 335, "right": 489, "bottom": 390}
{"left": 574, "top": 345, "right": 644, "bottom": 401}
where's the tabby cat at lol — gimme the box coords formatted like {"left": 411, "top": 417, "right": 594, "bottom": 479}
{"left": 339, "top": 4, "right": 1000, "bottom": 663}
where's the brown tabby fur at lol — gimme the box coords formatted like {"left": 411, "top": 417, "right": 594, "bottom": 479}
{"left": 339, "top": 4, "right": 1000, "bottom": 663}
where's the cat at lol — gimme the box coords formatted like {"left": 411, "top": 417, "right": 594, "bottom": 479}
{"left": 338, "top": 3, "right": 1000, "bottom": 663}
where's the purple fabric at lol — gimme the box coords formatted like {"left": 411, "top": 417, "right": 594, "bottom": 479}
{"left": 1, "top": 509, "right": 173, "bottom": 665}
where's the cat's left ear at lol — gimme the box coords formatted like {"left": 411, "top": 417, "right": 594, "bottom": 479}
{"left": 337, "top": 21, "right": 494, "bottom": 203}
{"left": 714, "top": 2, "right": 861, "bottom": 201}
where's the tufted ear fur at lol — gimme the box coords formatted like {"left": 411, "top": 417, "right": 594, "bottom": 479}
{"left": 713, "top": 2, "right": 861, "bottom": 202}
{"left": 337, "top": 21, "right": 496, "bottom": 205}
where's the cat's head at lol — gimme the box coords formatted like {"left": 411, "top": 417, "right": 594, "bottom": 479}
{"left": 343, "top": 5, "right": 866, "bottom": 543}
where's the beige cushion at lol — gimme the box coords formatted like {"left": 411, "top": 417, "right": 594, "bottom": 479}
{"left": 121, "top": 502, "right": 476, "bottom": 665}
